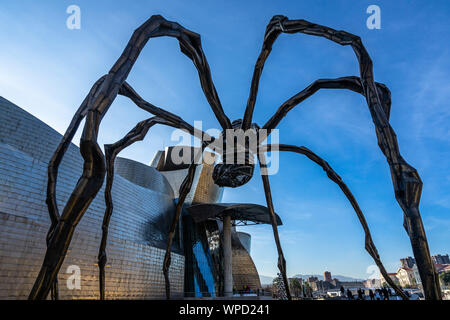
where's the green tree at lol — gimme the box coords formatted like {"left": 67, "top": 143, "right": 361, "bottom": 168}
{"left": 440, "top": 272, "right": 450, "bottom": 285}
{"left": 289, "top": 278, "right": 302, "bottom": 298}
{"left": 303, "top": 281, "right": 313, "bottom": 298}
{"left": 272, "top": 276, "right": 283, "bottom": 298}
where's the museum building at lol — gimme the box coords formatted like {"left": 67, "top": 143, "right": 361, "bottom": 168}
{"left": 0, "top": 96, "right": 265, "bottom": 299}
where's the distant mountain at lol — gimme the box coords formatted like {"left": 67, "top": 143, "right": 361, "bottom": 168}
{"left": 259, "top": 274, "right": 364, "bottom": 285}
{"left": 292, "top": 274, "right": 365, "bottom": 282}
{"left": 259, "top": 275, "right": 275, "bottom": 285}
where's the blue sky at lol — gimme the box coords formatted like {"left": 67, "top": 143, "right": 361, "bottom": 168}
{"left": 0, "top": 0, "right": 449, "bottom": 279}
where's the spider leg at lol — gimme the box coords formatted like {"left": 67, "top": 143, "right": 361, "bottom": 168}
{"left": 119, "top": 81, "right": 216, "bottom": 145}
{"left": 46, "top": 75, "right": 108, "bottom": 230}
{"left": 163, "top": 143, "right": 209, "bottom": 299}
{"left": 50, "top": 279, "right": 58, "bottom": 300}
{"left": 104, "top": 85, "right": 219, "bottom": 297}
{"left": 98, "top": 116, "right": 180, "bottom": 300}
{"left": 30, "top": 109, "right": 106, "bottom": 300}
{"left": 31, "top": 14, "right": 227, "bottom": 299}
{"left": 257, "top": 152, "right": 291, "bottom": 300}
{"left": 262, "top": 144, "right": 408, "bottom": 300}
{"left": 263, "top": 76, "right": 390, "bottom": 131}
{"left": 111, "top": 15, "right": 231, "bottom": 129}
{"left": 247, "top": 15, "right": 440, "bottom": 299}
{"left": 44, "top": 76, "right": 108, "bottom": 300}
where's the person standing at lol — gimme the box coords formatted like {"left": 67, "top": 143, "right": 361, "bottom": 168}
{"left": 357, "top": 288, "right": 362, "bottom": 300}
{"left": 383, "top": 288, "right": 389, "bottom": 300}
{"left": 369, "top": 289, "right": 375, "bottom": 300}
{"left": 347, "top": 289, "right": 354, "bottom": 300}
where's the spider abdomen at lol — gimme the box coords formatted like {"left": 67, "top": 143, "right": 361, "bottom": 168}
{"left": 213, "top": 163, "right": 254, "bottom": 188}
{"left": 212, "top": 119, "right": 258, "bottom": 188}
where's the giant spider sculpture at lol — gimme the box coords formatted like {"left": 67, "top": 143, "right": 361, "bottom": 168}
{"left": 29, "top": 15, "right": 441, "bottom": 300}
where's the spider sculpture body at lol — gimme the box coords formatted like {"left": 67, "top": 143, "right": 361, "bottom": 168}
{"left": 28, "top": 15, "right": 441, "bottom": 300}
{"left": 212, "top": 119, "right": 259, "bottom": 188}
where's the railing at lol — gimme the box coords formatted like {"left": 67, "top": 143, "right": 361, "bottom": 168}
{"left": 182, "top": 289, "right": 273, "bottom": 299}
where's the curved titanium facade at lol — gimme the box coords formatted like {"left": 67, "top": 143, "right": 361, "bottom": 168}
{"left": 0, "top": 97, "right": 264, "bottom": 299}
{"left": 115, "top": 157, "right": 174, "bottom": 196}
{"left": 231, "top": 231, "right": 261, "bottom": 291}
{"left": 236, "top": 232, "right": 251, "bottom": 254}
{"left": 0, "top": 97, "right": 184, "bottom": 299}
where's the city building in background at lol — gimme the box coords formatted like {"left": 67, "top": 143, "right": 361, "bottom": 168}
{"left": 306, "top": 271, "right": 365, "bottom": 296}
{"left": 412, "top": 264, "right": 422, "bottom": 287}
{"left": 381, "top": 255, "right": 450, "bottom": 292}
{"left": 400, "top": 256, "right": 416, "bottom": 269}
{"left": 432, "top": 254, "right": 450, "bottom": 265}
{"left": 380, "top": 273, "right": 400, "bottom": 288}
{"left": 363, "top": 278, "right": 381, "bottom": 289}
{"left": 396, "top": 267, "right": 416, "bottom": 288}
{"left": 307, "top": 276, "right": 318, "bottom": 283}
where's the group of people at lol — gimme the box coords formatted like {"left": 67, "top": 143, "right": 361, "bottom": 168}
{"left": 340, "top": 286, "right": 392, "bottom": 300}
{"left": 233, "top": 285, "right": 255, "bottom": 295}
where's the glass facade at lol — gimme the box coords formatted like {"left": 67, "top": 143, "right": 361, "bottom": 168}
{"left": 182, "top": 210, "right": 219, "bottom": 297}
{"left": 205, "top": 220, "right": 224, "bottom": 296}
{"left": 182, "top": 210, "right": 262, "bottom": 297}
